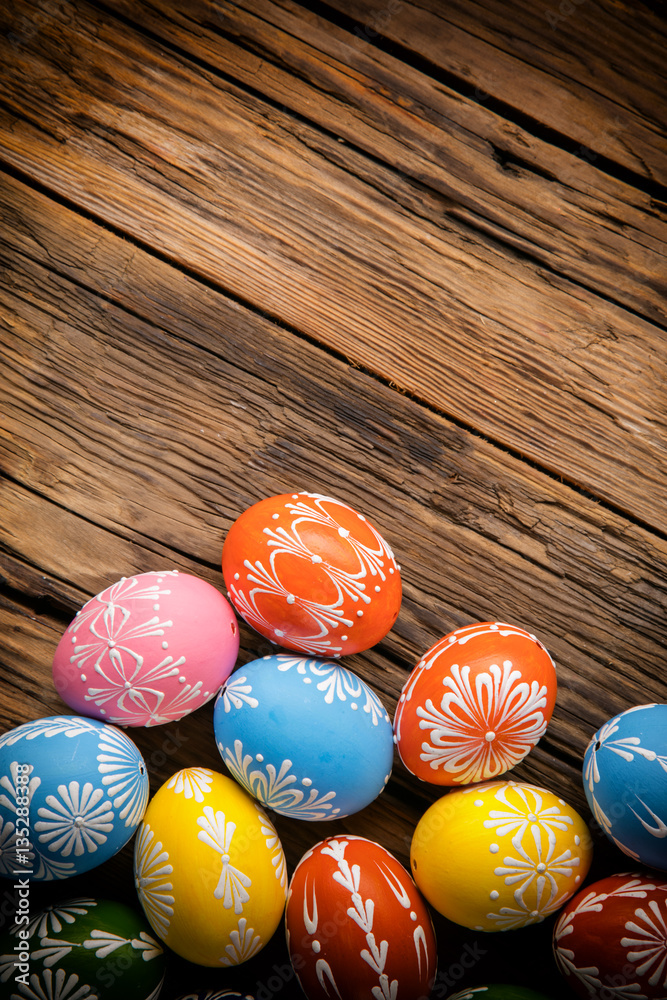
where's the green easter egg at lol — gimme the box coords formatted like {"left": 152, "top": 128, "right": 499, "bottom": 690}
{"left": 0, "top": 896, "right": 165, "bottom": 999}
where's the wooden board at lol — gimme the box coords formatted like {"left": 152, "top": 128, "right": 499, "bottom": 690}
{"left": 320, "top": 0, "right": 667, "bottom": 184}
{"left": 1, "top": 1, "right": 666, "bottom": 997}
{"left": 0, "top": 0, "right": 665, "bottom": 532}
{"left": 2, "top": 166, "right": 665, "bottom": 811}
{"left": 101, "top": 0, "right": 667, "bottom": 322}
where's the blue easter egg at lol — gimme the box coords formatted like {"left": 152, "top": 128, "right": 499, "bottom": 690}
{"left": 583, "top": 703, "right": 667, "bottom": 870}
{"left": 0, "top": 715, "right": 149, "bottom": 880}
{"left": 214, "top": 654, "right": 394, "bottom": 820}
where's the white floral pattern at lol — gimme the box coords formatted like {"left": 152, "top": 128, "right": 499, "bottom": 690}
{"left": 81, "top": 930, "right": 131, "bottom": 959}
{"left": 219, "top": 674, "right": 259, "bottom": 713}
{"left": 227, "top": 493, "right": 398, "bottom": 655}
{"left": 480, "top": 783, "right": 582, "bottom": 929}
{"left": 314, "top": 838, "right": 421, "bottom": 1000}
{"left": 553, "top": 876, "right": 666, "bottom": 997}
{"left": 34, "top": 783, "right": 114, "bottom": 857}
{"left": 0, "top": 763, "right": 40, "bottom": 872}
{"left": 133, "top": 823, "right": 175, "bottom": 938}
{"left": 62, "top": 571, "right": 211, "bottom": 726}
{"left": 28, "top": 852, "right": 77, "bottom": 882}
{"left": 31, "top": 936, "right": 82, "bottom": 968}
{"left": 11, "top": 968, "right": 98, "bottom": 1000}
{"left": 96, "top": 727, "right": 148, "bottom": 828}
{"left": 258, "top": 807, "right": 288, "bottom": 890}
{"left": 197, "top": 806, "right": 251, "bottom": 912}
{"left": 0, "top": 717, "right": 99, "bottom": 750}
{"left": 0, "top": 815, "right": 17, "bottom": 876}
{"left": 622, "top": 898, "right": 667, "bottom": 989}
{"left": 27, "top": 900, "right": 97, "bottom": 940}
{"left": 274, "top": 655, "right": 389, "bottom": 725}
{"left": 222, "top": 739, "right": 340, "bottom": 821}
{"left": 166, "top": 767, "right": 213, "bottom": 803}
{"left": 0, "top": 761, "right": 42, "bottom": 814}
{"left": 218, "top": 916, "right": 263, "bottom": 967}
{"left": 415, "top": 658, "right": 549, "bottom": 783}
{"left": 129, "top": 931, "right": 164, "bottom": 962}
{"left": 584, "top": 705, "right": 667, "bottom": 845}
{"left": 1, "top": 951, "right": 16, "bottom": 983}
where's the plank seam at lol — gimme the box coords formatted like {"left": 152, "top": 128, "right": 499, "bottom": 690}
{"left": 3, "top": 160, "right": 666, "bottom": 544}
{"left": 0, "top": 471, "right": 221, "bottom": 583}
{"left": 84, "top": 0, "right": 667, "bottom": 331}
{"left": 303, "top": 0, "right": 667, "bottom": 199}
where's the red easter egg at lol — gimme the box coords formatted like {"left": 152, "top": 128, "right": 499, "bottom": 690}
{"left": 393, "top": 622, "right": 557, "bottom": 784}
{"left": 285, "top": 835, "right": 437, "bottom": 1000}
{"left": 222, "top": 492, "right": 401, "bottom": 656}
{"left": 553, "top": 871, "right": 667, "bottom": 998}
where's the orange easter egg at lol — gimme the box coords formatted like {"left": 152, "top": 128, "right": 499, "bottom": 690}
{"left": 222, "top": 492, "right": 401, "bottom": 657}
{"left": 394, "top": 622, "right": 557, "bottom": 785}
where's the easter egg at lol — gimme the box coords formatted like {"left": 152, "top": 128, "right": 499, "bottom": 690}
{"left": 410, "top": 780, "right": 593, "bottom": 931}
{"left": 0, "top": 715, "right": 148, "bottom": 881}
{"left": 285, "top": 835, "right": 437, "bottom": 1000}
{"left": 553, "top": 871, "right": 667, "bottom": 998}
{"left": 222, "top": 492, "right": 401, "bottom": 657}
{"left": 0, "top": 896, "right": 165, "bottom": 1000}
{"left": 52, "top": 570, "right": 240, "bottom": 727}
{"left": 214, "top": 654, "right": 394, "bottom": 821}
{"left": 394, "top": 622, "right": 557, "bottom": 785}
{"left": 583, "top": 703, "right": 667, "bottom": 870}
{"left": 134, "top": 767, "right": 287, "bottom": 966}
{"left": 449, "top": 989, "right": 553, "bottom": 1000}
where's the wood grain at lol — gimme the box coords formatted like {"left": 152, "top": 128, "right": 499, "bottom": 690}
{"left": 0, "top": 0, "right": 665, "bottom": 532}
{"left": 1, "top": 2, "right": 666, "bottom": 996}
{"left": 2, "top": 171, "right": 665, "bottom": 793}
{"left": 321, "top": 0, "right": 667, "bottom": 184}
{"left": 101, "top": 0, "right": 667, "bottom": 324}
{"left": 1, "top": 170, "right": 656, "bottom": 995}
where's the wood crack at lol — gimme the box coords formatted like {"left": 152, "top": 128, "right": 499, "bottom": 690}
{"left": 3, "top": 157, "right": 666, "bottom": 546}
{"left": 305, "top": 0, "right": 667, "bottom": 200}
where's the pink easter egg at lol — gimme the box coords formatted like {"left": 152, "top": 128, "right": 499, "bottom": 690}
{"left": 52, "top": 570, "right": 239, "bottom": 726}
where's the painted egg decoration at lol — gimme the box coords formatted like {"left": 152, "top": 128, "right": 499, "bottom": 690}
{"left": 0, "top": 896, "right": 166, "bottom": 1000}
{"left": 222, "top": 492, "right": 401, "bottom": 657}
{"left": 134, "top": 767, "right": 287, "bottom": 967}
{"left": 553, "top": 871, "right": 667, "bottom": 998}
{"left": 449, "top": 989, "right": 553, "bottom": 1000}
{"left": 214, "top": 654, "right": 394, "bottom": 821}
{"left": 394, "top": 622, "right": 557, "bottom": 785}
{"left": 0, "top": 715, "right": 148, "bottom": 881}
{"left": 285, "top": 835, "right": 437, "bottom": 1000}
{"left": 52, "top": 570, "right": 240, "bottom": 727}
{"left": 583, "top": 703, "right": 667, "bottom": 871}
{"left": 410, "top": 779, "right": 593, "bottom": 932}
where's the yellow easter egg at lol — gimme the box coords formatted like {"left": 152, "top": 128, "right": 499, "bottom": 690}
{"left": 410, "top": 779, "right": 593, "bottom": 932}
{"left": 133, "top": 767, "right": 287, "bottom": 966}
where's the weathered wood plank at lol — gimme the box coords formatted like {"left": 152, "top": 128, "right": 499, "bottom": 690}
{"left": 321, "top": 0, "right": 667, "bottom": 184}
{"left": 99, "top": 0, "right": 667, "bottom": 325}
{"left": 0, "top": 2, "right": 665, "bottom": 532}
{"left": 2, "top": 171, "right": 665, "bottom": 790}
{"left": 1, "top": 202, "right": 653, "bottom": 1000}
